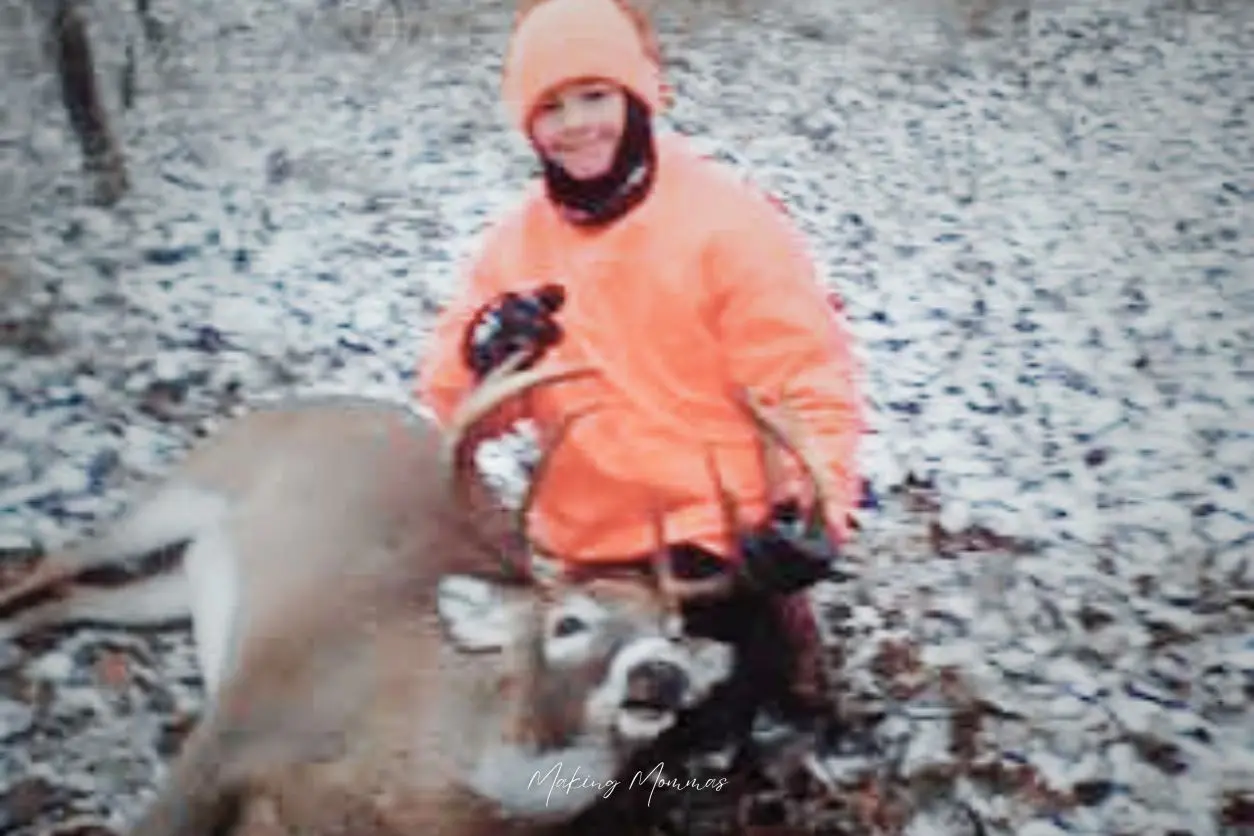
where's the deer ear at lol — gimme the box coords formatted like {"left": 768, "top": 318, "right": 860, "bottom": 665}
{"left": 436, "top": 574, "right": 514, "bottom": 652}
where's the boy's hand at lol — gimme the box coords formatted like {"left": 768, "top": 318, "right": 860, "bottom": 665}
{"left": 462, "top": 285, "right": 566, "bottom": 379}
{"left": 738, "top": 498, "right": 852, "bottom": 595}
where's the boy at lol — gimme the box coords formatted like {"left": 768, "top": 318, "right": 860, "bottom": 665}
{"left": 418, "top": 0, "right": 865, "bottom": 749}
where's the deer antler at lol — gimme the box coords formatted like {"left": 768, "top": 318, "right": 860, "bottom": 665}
{"left": 440, "top": 351, "right": 598, "bottom": 500}
{"left": 512, "top": 403, "right": 604, "bottom": 589}
{"left": 646, "top": 507, "right": 680, "bottom": 635}
{"left": 460, "top": 378, "right": 837, "bottom": 609}
{"left": 733, "top": 388, "right": 836, "bottom": 534}
{"left": 639, "top": 450, "right": 741, "bottom": 609}
{"left": 647, "top": 389, "right": 838, "bottom": 606}
{"left": 648, "top": 503, "right": 738, "bottom": 611}
{"left": 512, "top": 403, "right": 740, "bottom": 612}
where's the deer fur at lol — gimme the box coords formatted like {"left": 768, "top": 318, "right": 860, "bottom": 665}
{"left": 0, "top": 359, "right": 736, "bottom": 836}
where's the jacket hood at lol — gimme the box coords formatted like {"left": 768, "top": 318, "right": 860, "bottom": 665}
{"left": 501, "top": 0, "right": 667, "bottom": 132}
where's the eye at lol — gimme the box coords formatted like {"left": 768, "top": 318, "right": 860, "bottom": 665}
{"left": 552, "top": 615, "right": 586, "bottom": 637}
{"left": 542, "top": 597, "right": 605, "bottom": 664}
{"left": 544, "top": 597, "right": 603, "bottom": 641}
{"left": 535, "top": 99, "right": 562, "bottom": 117}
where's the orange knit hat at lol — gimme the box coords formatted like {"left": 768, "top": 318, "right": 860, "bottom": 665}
{"left": 502, "top": 0, "right": 668, "bottom": 131}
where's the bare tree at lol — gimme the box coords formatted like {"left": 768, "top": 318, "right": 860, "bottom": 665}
{"left": 40, "top": 0, "right": 129, "bottom": 206}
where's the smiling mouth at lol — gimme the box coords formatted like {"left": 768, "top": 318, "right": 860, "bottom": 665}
{"left": 563, "top": 142, "right": 607, "bottom": 157}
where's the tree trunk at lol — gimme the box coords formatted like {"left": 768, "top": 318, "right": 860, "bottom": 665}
{"left": 48, "top": 0, "right": 129, "bottom": 206}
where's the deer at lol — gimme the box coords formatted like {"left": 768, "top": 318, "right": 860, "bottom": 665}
{"left": 0, "top": 349, "right": 840, "bottom": 836}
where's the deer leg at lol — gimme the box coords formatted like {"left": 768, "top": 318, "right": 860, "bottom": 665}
{"left": 86, "top": 484, "right": 228, "bottom": 565}
{"left": 49, "top": 0, "right": 129, "bottom": 206}
{"left": 0, "top": 483, "right": 226, "bottom": 617}
{"left": 0, "top": 569, "right": 190, "bottom": 642}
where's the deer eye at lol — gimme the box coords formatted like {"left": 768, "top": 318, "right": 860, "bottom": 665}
{"left": 542, "top": 597, "right": 605, "bottom": 663}
{"left": 552, "top": 615, "right": 587, "bottom": 637}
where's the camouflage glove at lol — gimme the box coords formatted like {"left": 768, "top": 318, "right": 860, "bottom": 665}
{"left": 737, "top": 498, "right": 851, "bottom": 596}
{"left": 462, "top": 285, "right": 566, "bottom": 380}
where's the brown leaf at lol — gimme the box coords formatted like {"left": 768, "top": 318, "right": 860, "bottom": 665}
{"left": 950, "top": 705, "right": 984, "bottom": 764}
{"left": 1128, "top": 732, "right": 1189, "bottom": 776}
{"left": 95, "top": 650, "right": 131, "bottom": 689}
{"left": 0, "top": 777, "right": 61, "bottom": 829}
{"left": 871, "top": 639, "right": 922, "bottom": 679}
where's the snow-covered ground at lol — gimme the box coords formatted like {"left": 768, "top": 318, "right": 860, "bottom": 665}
{"left": 1, "top": 0, "right": 1251, "bottom": 833}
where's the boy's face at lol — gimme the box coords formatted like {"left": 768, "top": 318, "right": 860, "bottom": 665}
{"left": 529, "top": 79, "right": 627, "bottom": 180}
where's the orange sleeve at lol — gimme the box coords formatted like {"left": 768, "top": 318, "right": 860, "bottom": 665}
{"left": 705, "top": 194, "right": 866, "bottom": 542}
{"left": 415, "top": 225, "right": 526, "bottom": 436}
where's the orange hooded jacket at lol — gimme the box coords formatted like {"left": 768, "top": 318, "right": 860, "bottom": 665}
{"left": 417, "top": 0, "right": 865, "bottom": 564}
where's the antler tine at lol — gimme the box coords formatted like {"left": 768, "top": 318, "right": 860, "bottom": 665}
{"left": 650, "top": 552, "right": 735, "bottom": 609}
{"left": 735, "top": 388, "right": 837, "bottom": 531}
{"left": 643, "top": 505, "right": 736, "bottom": 636}
{"left": 439, "top": 352, "right": 598, "bottom": 496}
{"left": 645, "top": 504, "right": 682, "bottom": 634}
{"left": 654, "top": 558, "right": 737, "bottom": 604}
{"left": 643, "top": 450, "right": 739, "bottom": 606}
{"left": 512, "top": 403, "right": 603, "bottom": 575}
{"left": 534, "top": 558, "right": 565, "bottom": 602}
{"left": 704, "top": 445, "right": 745, "bottom": 564}
{"left": 751, "top": 397, "right": 787, "bottom": 512}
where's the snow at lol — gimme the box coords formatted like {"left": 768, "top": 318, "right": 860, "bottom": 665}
{"left": 2, "top": 0, "right": 1252, "bottom": 833}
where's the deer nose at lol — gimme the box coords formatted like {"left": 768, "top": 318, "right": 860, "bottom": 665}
{"left": 625, "top": 659, "right": 689, "bottom": 711}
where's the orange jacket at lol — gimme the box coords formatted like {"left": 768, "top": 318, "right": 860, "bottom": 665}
{"left": 417, "top": 133, "right": 865, "bottom": 564}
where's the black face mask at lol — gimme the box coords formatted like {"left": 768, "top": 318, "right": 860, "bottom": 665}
{"left": 537, "top": 92, "right": 657, "bottom": 228}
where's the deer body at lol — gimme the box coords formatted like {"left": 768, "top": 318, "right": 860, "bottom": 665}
{"left": 4, "top": 395, "right": 501, "bottom": 690}
{"left": 0, "top": 364, "right": 738, "bottom": 836}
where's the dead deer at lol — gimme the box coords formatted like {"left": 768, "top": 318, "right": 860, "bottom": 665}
{"left": 0, "top": 354, "right": 726, "bottom": 834}
{"left": 0, "top": 351, "right": 837, "bottom": 836}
